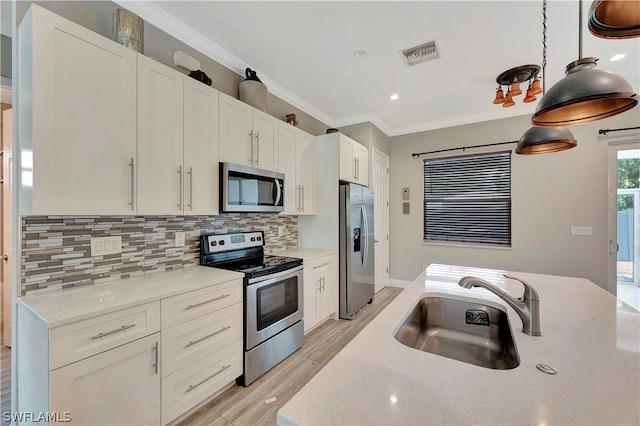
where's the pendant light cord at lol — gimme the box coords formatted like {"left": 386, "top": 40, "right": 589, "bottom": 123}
{"left": 542, "top": 0, "right": 547, "bottom": 92}
{"left": 578, "top": 0, "right": 583, "bottom": 59}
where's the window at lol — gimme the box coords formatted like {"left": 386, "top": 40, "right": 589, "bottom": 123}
{"left": 423, "top": 151, "right": 511, "bottom": 246}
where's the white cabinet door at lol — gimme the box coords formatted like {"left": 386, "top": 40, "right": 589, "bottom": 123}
{"left": 19, "top": 5, "right": 137, "bottom": 215}
{"left": 303, "top": 271, "right": 321, "bottom": 334}
{"left": 339, "top": 137, "right": 355, "bottom": 182}
{"left": 297, "top": 132, "right": 316, "bottom": 214}
{"left": 50, "top": 333, "right": 161, "bottom": 426}
{"left": 184, "top": 77, "right": 219, "bottom": 215}
{"left": 137, "top": 55, "right": 184, "bottom": 215}
{"left": 252, "top": 110, "right": 279, "bottom": 171}
{"left": 318, "top": 269, "right": 336, "bottom": 320}
{"left": 218, "top": 92, "right": 253, "bottom": 167}
{"left": 278, "top": 122, "right": 298, "bottom": 214}
{"left": 353, "top": 143, "right": 368, "bottom": 185}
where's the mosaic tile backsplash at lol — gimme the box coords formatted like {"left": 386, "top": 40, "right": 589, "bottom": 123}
{"left": 21, "top": 214, "right": 298, "bottom": 295}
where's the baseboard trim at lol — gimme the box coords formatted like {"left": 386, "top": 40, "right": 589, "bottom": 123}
{"left": 388, "top": 279, "right": 412, "bottom": 289}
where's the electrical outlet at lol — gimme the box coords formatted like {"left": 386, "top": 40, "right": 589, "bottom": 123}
{"left": 91, "top": 236, "right": 122, "bottom": 257}
{"left": 278, "top": 226, "right": 284, "bottom": 237}
{"left": 571, "top": 226, "right": 593, "bottom": 236}
{"left": 175, "top": 232, "right": 185, "bottom": 247}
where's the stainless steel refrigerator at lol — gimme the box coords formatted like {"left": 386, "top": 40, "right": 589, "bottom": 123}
{"left": 339, "top": 183, "right": 375, "bottom": 320}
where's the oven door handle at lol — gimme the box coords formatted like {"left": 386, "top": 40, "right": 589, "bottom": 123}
{"left": 274, "top": 178, "right": 282, "bottom": 206}
{"left": 247, "top": 264, "right": 304, "bottom": 285}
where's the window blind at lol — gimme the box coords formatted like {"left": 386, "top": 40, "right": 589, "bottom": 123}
{"left": 423, "top": 151, "right": 511, "bottom": 246}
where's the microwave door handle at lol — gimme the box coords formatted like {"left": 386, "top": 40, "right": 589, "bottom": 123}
{"left": 274, "top": 179, "right": 282, "bottom": 206}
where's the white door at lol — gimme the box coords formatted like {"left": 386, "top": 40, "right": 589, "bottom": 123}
{"left": 373, "top": 149, "right": 390, "bottom": 293}
{"left": 252, "top": 110, "right": 279, "bottom": 171}
{"left": 50, "top": 333, "right": 161, "bottom": 426}
{"left": 2, "top": 108, "right": 11, "bottom": 346}
{"left": 183, "top": 77, "right": 219, "bottom": 215}
{"left": 297, "top": 132, "right": 316, "bottom": 214}
{"left": 137, "top": 55, "right": 184, "bottom": 215}
{"left": 218, "top": 92, "right": 253, "bottom": 167}
{"left": 608, "top": 140, "right": 640, "bottom": 310}
{"left": 278, "top": 123, "right": 298, "bottom": 214}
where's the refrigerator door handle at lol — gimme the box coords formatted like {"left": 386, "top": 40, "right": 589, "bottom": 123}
{"left": 361, "top": 205, "right": 368, "bottom": 267}
{"left": 363, "top": 206, "right": 369, "bottom": 268}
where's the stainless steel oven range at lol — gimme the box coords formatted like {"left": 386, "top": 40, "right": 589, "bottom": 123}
{"left": 200, "top": 231, "right": 304, "bottom": 386}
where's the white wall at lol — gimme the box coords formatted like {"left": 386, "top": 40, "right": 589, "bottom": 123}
{"left": 389, "top": 110, "right": 640, "bottom": 288}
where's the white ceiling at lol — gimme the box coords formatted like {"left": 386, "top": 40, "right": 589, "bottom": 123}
{"left": 51, "top": 2, "right": 640, "bottom": 135}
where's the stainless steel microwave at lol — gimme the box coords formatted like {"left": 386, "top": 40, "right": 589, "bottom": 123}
{"left": 220, "top": 163, "right": 285, "bottom": 213}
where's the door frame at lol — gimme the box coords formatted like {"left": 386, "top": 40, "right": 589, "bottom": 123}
{"left": 607, "top": 138, "right": 640, "bottom": 295}
{"left": 371, "top": 147, "right": 390, "bottom": 293}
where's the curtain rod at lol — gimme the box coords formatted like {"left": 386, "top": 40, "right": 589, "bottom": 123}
{"left": 411, "top": 140, "right": 518, "bottom": 158}
{"left": 598, "top": 126, "right": 640, "bottom": 135}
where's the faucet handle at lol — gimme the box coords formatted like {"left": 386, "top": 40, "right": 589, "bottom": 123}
{"left": 503, "top": 274, "right": 540, "bottom": 301}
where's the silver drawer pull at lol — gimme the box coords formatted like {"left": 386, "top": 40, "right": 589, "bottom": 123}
{"left": 184, "top": 294, "right": 231, "bottom": 310}
{"left": 185, "top": 364, "right": 231, "bottom": 393}
{"left": 91, "top": 323, "right": 136, "bottom": 340}
{"left": 185, "top": 326, "right": 231, "bottom": 348}
{"left": 313, "top": 262, "right": 330, "bottom": 270}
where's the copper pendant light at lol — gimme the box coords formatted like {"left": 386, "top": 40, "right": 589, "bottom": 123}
{"left": 588, "top": 0, "right": 640, "bottom": 39}
{"left": 531, "top": 0, "right": 638, "bottom": 127}
{"left": 517, "top": 0, "right": 577, "bottom": 155}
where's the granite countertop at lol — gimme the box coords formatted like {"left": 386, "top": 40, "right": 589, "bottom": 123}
{"left": 278, "top": 263, "right": 640, "bottom": 425}
{"left": 17, "top": 266, "right": 244, "bottom": 328}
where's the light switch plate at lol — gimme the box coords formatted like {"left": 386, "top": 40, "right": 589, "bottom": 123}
{"left": 175, "top": 232, "right": 185, "bottom": 247}
{"left": 90, "top": 236, "right": 122, "bottom": 257}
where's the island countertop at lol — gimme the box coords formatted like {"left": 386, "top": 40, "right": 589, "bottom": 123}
{"left": 277, "top": 264, "right": 640, "bottom": 425}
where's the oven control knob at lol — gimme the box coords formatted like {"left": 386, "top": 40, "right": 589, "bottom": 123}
{"left": 256, "top": 236, "right": 262, "bottom": 241}
{"left": 250, "top": 237, "right": 255, "bottom": 242}
{"left": 219, "top": 240, "right": 225, "bottom": 246}
{"left": 210, "top": 241, "right": 217, "bottom": 247}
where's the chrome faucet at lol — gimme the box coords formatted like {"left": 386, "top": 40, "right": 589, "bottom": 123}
{"left": 458, "top": 274, "right": 541, "bottom": 336}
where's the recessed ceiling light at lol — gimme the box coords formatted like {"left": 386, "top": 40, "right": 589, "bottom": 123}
{"left": 354, "top": 49, "right": 368, "bottom": 59}
{"left": 610, "top": 53, "right": 626, "bottom": 62}
{"left": 390, "top": 94, "right": 399, "bottom": 101}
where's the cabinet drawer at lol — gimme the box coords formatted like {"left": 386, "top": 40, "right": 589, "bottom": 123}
{"left": 161, "top": 279, "right": 242, "bottom": 329}
{"left": 161, "top": 303, "right": 243, "bottom": 377}
{"left": 305, "top": 254, "right": 336, "bottom": 273}
{"left": 49, "top": 301, "right": 161, "bottom": 370}
{"left": 161, "top": 339, "right": 242, "bottom": 425}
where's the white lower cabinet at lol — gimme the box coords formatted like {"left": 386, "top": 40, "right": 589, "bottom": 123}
{"left": 303, "top": 254, "right": 337, "bottom": 333}
{"left": 50, "top": 333, "right": 161, "bottom": 426}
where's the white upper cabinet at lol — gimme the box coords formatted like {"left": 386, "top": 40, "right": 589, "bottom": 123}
{"left": 18, "top": 5, "right": 137, "bottom": 215}
{"left": 137, "top": 55, "right": 185, "bottom": 215}
{"left": 219, "top": 92, "right": 278, "bottom": 172}
{"left": 278, "top": 122, "right": 316, "bottom": 215}
{"left": 338, "top": 134, "right": 368, "bottom": 186}
{"left": 183, "top": 77, "right": 220, "bottom": 216}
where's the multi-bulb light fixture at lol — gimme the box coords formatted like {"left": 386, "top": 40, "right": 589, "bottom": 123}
{"left": 492, "top": 65, "right": 543, "bottom": 107}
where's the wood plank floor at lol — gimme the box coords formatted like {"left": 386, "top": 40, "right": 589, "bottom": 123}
{"left": 0, "top": 327, "right": 11, "bottom": 426}
{"left": 177, "top": 286, "right": 403, "bottom": 426}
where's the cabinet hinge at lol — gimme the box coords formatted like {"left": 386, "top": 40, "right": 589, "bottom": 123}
{"left": 386, "top": 201, "right": 389, "bottom": 207}
{"left": 386, "top": 267, "right": 389, "bottom": 273}
{"left": 386, "top": 235, "right": 389, "bottom": 240}
{"left": 386, "top": 168, "right": 389, "bottom": 174}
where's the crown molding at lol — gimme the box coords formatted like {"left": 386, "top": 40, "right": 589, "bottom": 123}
{"left": 332, "top": 112, "right": 392, "bottom": 136}
{"left": 113, "top": 0, "right": 337, "bottom": 129}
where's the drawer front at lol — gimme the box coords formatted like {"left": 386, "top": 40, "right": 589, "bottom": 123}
{"left": 161, "top": 303, "right": 243, "bottom": 377}
{"left": 161, "top": 339, "right": 242, "bottom": 425}
{"left": 161, "top": 279, "right": 243, "bottom": 329}
{"left": 305, "top": 254, "right": 336, "bottom": 273}
{"left": 50, "top": 301, "right": 161, "bottom": 370}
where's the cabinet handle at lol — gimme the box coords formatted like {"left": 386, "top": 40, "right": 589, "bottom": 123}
{"left": 321, "top": 276, "right": 325, "bottom": 292}
{"left": 90, "top": 323, "right": 136, "bottom": 340}
{"left": 177, "top": 166, "right": 183, "bottom": 210}
{"left": 249, "top": 130, "right": 254, "bottom": 164}
{"left": 313, "top": 262, "right": 330, "bottom": 270}
{"left": 301, "top": 185, "right": 305, "bottom": 211}
{"left": 353, "top": 158, "right": 357, "bottom": 179}
{"left": 355, "top": 158, "right": 359, "bottom": 180}
{"left": 152, "top": 341, "right": 158, "bottom": 375}
{"left": 186, "top": 364, "right": 231, "bottom": 393}
{"left": 188, "top": 167, "right": 193, "bottom": 211}
{"left": 255, "top": 131, "right": 260, "bottom": 165}
{"left": 129, "top": 158, "right": 135, "bottom": 210}
{"left": 185, "top": 326, "right": 231, "bottom": 348}
{"left": 184, "top": 293, "right": 231, "bottom": 310}
{"left": 317, "top": 278, "right": 322, "bottom": 293}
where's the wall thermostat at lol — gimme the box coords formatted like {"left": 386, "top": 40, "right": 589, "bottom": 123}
{"left": 402, "top": 187, "right": 410, "bottom": 200}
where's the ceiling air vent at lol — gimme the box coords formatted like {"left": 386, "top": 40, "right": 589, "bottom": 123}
{"left": 401, "top": 40, "right": 439, "bottom": 66}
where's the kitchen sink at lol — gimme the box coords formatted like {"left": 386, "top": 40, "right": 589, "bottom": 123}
{"left": 394, "top": 296, "right": 520, "bottom": 370}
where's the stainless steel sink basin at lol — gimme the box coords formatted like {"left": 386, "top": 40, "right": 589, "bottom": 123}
{"left": 394, "top": 296, "right": 520, "bottom": 370}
